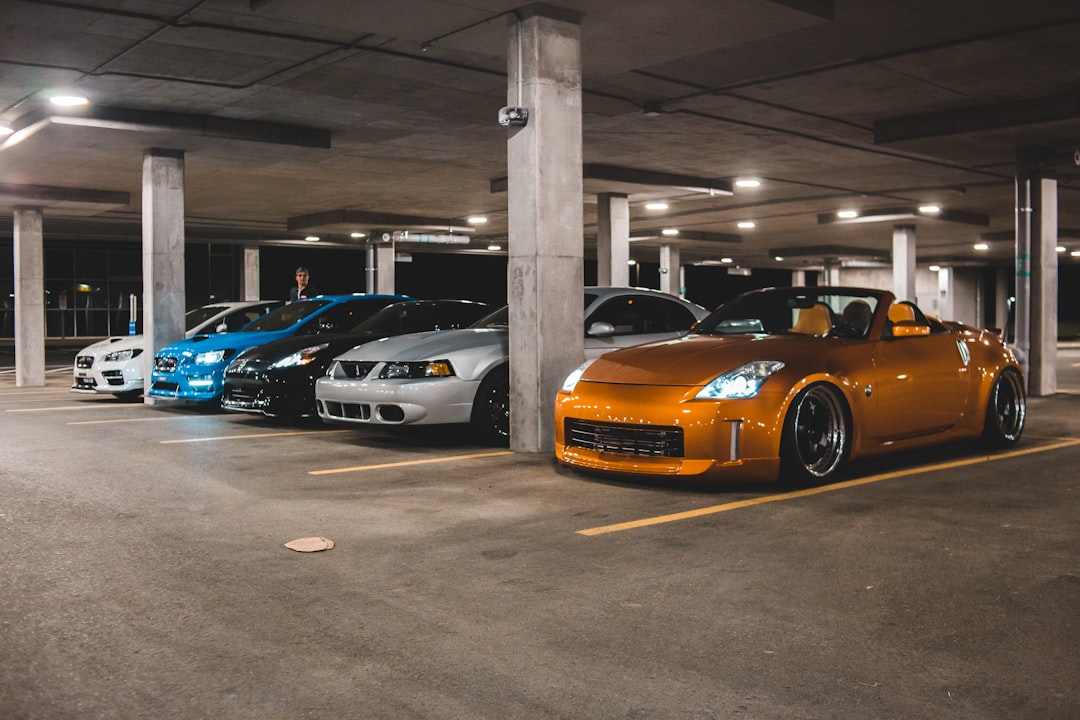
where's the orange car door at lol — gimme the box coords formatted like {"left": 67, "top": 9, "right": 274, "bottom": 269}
{"left": 870, "top": 332, "right": 970, "bottom": 442}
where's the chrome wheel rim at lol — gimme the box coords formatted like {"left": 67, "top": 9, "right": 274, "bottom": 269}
{"left": 993, "top": 372, "right": 1026, "bottom": 442}
{"left": 793, "top": 386, "right": 846, "bottom": 478}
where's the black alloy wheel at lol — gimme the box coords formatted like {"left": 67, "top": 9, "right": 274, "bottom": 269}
{"left": 983, "top": 369, "right": 1025, "bottom": 449}
{"left": 780, "top": 383, "right": 848, "bottom": 484}
{"left": 471, "top": 366, "right": 510, "bottom": 446}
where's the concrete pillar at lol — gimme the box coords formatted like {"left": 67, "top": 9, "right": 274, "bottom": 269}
{"left": 376, "top": 243, "right": 395, "bottom": 294}
{"left": 242, "top": 246, "right": 260, "bottom": 301}
{"left": 142, "top": 149, "right": 187, "bottom": 400}
{"left": 659, "top": 244, "right": 680, "bottom": 296}
{"left": 892, "top": 224, "right": 916, "bottom": 301}
{"left": 365, "top": 246, "right": 376, "bottom": 293}
{"left": 506, "top": 6, "right": 583, "bottom": 452}
{"left": 13, "top": 208, "right": 45, "bottom": 387}
{"left": 1030, "top": 175, "right": 1058, "bottom": 395}
{"left": 596, "top": 193, "right": 629, "bottom": 287}
{"left": 994, "top": 266, "right": 1010, "bottom": 335}
{"left": 936, "top": 267, "right": 954, "bottom": 321}
{"left": 791, "top": 269, "right": 806, "bottom": 287}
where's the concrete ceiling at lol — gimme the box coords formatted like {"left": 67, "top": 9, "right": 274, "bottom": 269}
{"left": 1, "top": 0, "right": 1079, "bottom": 272}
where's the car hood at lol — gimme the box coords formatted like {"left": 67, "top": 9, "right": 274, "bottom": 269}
{"left": 335, "top": 327, "right": 508, "bottom": 361}
{"left": 158, "top": 329, "right": 285, "bottom": 355}
{"left": 80, "top": 335, "right": 143, "bottom": 354}
{"left": 582, "top": 333, "right": 836, "bottom": 386}
{"left": 235, "top": 331, "right": 384, "bottom": 361}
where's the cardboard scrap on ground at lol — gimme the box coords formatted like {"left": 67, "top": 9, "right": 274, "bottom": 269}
{"left": 284, "top": 536, "right": 335, "bottom": 552}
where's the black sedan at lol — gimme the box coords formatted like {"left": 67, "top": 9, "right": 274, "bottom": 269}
{"left": 220, "top": 299, "right": 491, "bottom": 418}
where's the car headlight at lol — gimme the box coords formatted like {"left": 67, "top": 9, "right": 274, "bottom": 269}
{"left": 695, "top": 361, "right": 785, "bottom": 399}
{"left": 103, "top": 348, "right": 143, "bottom": 362}
{"left": 378, "top": 360, "right": 454, "bottom": 379}
{"left": 560, "top": 359, "right": 596, "bottom": 393}
{"left": 269, "top": 343, "right": 330, "bottom": 369}
{"left": 326, "top": 361, "right": 340, "bottom": 377}
{"left": 195, "top": 349, "right": 235, "bottom": 365}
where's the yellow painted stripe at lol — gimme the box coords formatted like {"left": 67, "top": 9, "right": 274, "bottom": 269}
{"left": 6, "top": 404, "right": 133, "bottom": 412}
{"left": 68, "top": 416, "right": 188, "bottom": 425}
{"left": 577, "top": 438, "right": 1080, "bottom": 536}
{"left": 309, "top": 450, "right": 514, "bottom": 476}
{"left": 161, "top": 429, "right": 349, "bottom": 444}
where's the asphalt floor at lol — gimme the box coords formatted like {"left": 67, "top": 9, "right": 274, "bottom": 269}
{"left": 1, "top": 343, "right": 1078, "bottom": 719}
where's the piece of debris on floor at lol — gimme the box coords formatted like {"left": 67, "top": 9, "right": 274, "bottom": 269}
{"left": 284, "top": 536, "right": 335, "bottom": 552}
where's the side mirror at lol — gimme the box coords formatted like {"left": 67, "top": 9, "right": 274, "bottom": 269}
{"left": 587, "top": 321, "right": 615, "bottom": 337}
{"left": 890, "top": 322, "right": 931, "bottom": 338}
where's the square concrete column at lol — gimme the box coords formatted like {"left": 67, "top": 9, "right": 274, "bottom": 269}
{"left": 142, "top": 149, "right": 187, "bottom": 399}
{"left": 994, "top": 266, "right": 1010, "bottom": 335}
{"left": 242, "top": 247, "right": 260, "bottom": 301}
{"left": 376, "top": 243, "right": 395, "bottom": 295}
{"left": 13, "top": 208, "right": 45, "bottom": 387}
{"left": 506, "top": 6, "right": 584, "bottom": 452}
{"left": 935, "top": 267, "right": 954, "bottom": 321}
{"left": 1029, "top": 175, "right": 1058, "bottom": 395}
{"left": 791, "top": 270, "right": 806, "bottom": 287}
{"left": 892, "top": 224, "right": 916, "bottom": 300}
{"left": 596, "top": 193, "right": 629, "bottom": 287}
{"left": 659, "top": 244, "right": 680, "bottom": 296}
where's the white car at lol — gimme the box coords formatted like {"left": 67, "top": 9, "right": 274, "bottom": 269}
{"left": 71, "top": 300, "right": 283, "bottom": 398}
{"left": 315, "top": 287, "right": 710, "bottom": 443}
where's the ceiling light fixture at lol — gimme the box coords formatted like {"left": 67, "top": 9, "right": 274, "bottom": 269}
{"left": 305, "top": 235, "right": 320, "bottom": 242}
{"left": 774, "top": 256, "right": 784, "bottom": 262}
{"left": 1056, "top": 246, "right": 1066, "bottom": 253}
{"left": 974, "top": 242, "right": 989, "bottom": 251}
{"left": 0, "top": 121, "right": 12, "bottom": 137}
{"left": 49, "top": 93, "right": 89, "bottom": 107}
{"left": 487, "top": 244, "right": 502, "bottom": 251}
{"left": 467, "top": 216, "right": 487, "bottom": 224}
{"left": 918, "top": 204, "right": 941, "bottom": 214}
{"left": 350, "top": 232, "right": 366, "bottom": 239}
{"left": 837, "top": 210, "right": 859, "bottom": 219}
{"left": 929, "top": 265, "right": 941, "bottom": 272}
{"left": 661, "top": 228, "right": 679, "bottom": 236}
{"left": 1071, "top": 250, "right": 1080, "bottom": 258}
{"left": 721, "top": 257, "right": 734, "bottom": 263}
{"left": 735, "top": 178, "right": 761, "bottom": 188}
{"left": 627, "top": 259, "right": 637, "bottom": 266}
{"left": 737, "top": 221, "right": 756, "bottom": 229}
{"left": 644, "top": 202, "right": 669, "bottom": 210}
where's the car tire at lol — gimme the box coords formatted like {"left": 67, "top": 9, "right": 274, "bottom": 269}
{"left": 470, "top": 365, "right": 510, "bottom": 446}
{"left": 780, "top": 383, "right": 849, "bottom": 485}
{"left": 982, "top": 369, "right": 1025, "bottom": 449}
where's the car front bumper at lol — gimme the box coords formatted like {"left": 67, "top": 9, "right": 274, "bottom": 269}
{"left": 148, "top": 364, "right": 227, "bottom": 402}
{"left": 315, "top": 375, "right": 479, "bottom": 427}
{"left": 554, "top": 382, "right": 787, "bottom": 482}
{"left": 71, "top": 359, "right": 143, "bottom": 395}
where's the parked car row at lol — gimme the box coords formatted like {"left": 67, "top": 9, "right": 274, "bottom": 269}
{"left": 72, "top": 286, "right": 1027, "bottom": 485}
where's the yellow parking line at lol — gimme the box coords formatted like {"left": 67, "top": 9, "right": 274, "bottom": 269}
{"left": 161, "top": 429, "right": 349, "bottom": 444}
{"left": 69, "top": 417, "right": 188, "bottom": 425}
{"left": 577, "top": 438, "right": 1080, "bottom": 536}
{"left": 6, "top": 404, "right": 133, "bottom": 412}
{"left": 310, "top": 450, "right": 514, "bottom": 476}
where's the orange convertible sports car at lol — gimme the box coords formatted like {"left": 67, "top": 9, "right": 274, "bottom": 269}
{"left": 555, "top": 286, "right": 1026, "bottom": 484}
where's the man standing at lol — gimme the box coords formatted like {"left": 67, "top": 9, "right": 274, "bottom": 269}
{"left": 289, "top": 267, "right": 319, "bottom": 302}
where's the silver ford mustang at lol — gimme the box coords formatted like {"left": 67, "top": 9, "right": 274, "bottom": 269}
{"left": 315, "top": 287, "right": 710, "bottom": 444}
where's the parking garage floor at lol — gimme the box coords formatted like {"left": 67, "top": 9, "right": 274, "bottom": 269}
{"left": 2, "top": 345, "right": 1078, "bottom": 719}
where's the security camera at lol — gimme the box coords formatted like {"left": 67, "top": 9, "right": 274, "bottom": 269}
{"left": 498, "top": 106, "right": 528, "bottom": 128}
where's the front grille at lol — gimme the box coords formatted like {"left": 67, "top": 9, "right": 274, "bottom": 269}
{"left": 101, "top": 370, "right": 124, "bottom": 386}
{"left": 222, "top": 385, "right": 263, "bottom": 409}
{"left": 321, "top": 400, "right": 371, "bottom": 420}
{"left": 155, "top": 356, "right": 178, "bottom": 372}
{"left": 565, "top": 419, "right": 684, "bottom": 457}
{"left": 340, "top": 361, "right": 377, "bottom": 379}
{"left": 76, "top": 356, "right": 94, "bottom": 369}
{"left": 73, "top": 377, "right": 97, "bottom": 390}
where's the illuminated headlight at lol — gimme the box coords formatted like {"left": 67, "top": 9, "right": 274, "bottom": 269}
{"left": 695, "top": 361, "right": 785, "bottom": 399}
{"left": 195, "top": 349, "right": 235, "bottom": 365}
{"left": 326, "top": 361, "right": 340, "bottom": 377}
{"left": 269, "top": 343, "right": 330, "bottom": 369}
{"left": 378, "top": 360, "right": 454, "bottom": 379}
{"left": 188, "top": 375, "right": 214, "bottom": 389}
{"left": 103, "top": 348, "right": 142, "bottom": 362}
{"left": 560, "top": 359, "right": 596, "bottom": 393}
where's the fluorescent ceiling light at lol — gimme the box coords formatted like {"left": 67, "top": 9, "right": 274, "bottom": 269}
{"left": 734, "top": 178, "right": 761, "bottom": 188}
{"left": 837, "top": 210, "right": 859, "bottom": 219}
{"left": 737, "top": 221, "right": 756, "bottom": 229}
{"left": 918, "top": 204, "right": 941, "bottom": 214}
{"left": 467, "top": 216, "right": 487, "bottom": 224}
{"left": 49, "top": 93, "right": 89, "bottom": 107}
{"left": 929, "top": 265, "right": 941, "bottom": 272}
{"left": 973, "top": 242, "right": 989, "bottom": 251}
{"left": 661, "top": 228, "right": 679, "bottom": 236}
{"left": 487, "top": 244, "right": 501, "bottom": 251}
{"left": 773, "top": 256, "right": 784, "bottom": 262}
{"left": 0, "top": 122, "right": 11, "bottom": 137}
{"left": 350, "top": 232, "right": 366, "bottom": 238}
{"left": 1072, "top": 250, "right": 1080, "bottom": 257}
{"left": 721, "top": 257, "right": 733, "bottom": 263}
{"left": 305, "top": 235, "right": 320, "bottom": 242}
{"left": 644, "top": 202, "right": 668, "bottom": 210}
{"left": 1056, "top": 246, "right": 1066, "bottom": 253}
{"left": 627, "top": 259, "right": 637, "bottom": 265}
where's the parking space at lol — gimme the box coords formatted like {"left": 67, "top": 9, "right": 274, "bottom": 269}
{"left": 2, "top": 366, "right": 1078, "bottom": 719}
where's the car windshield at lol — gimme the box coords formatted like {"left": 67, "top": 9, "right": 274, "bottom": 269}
{"left": 239, "top": 299, "right": 331, "bottom": 332}
{"left": 694, "top": 288, "right": 883, "bottom": 339}
{"left": 184, "top": 305, "right": 230, "bottom": 331}
{"left": 471, "top": 305, "right": 509, "bottom": 328}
